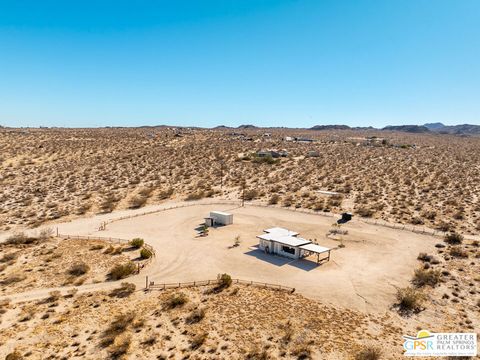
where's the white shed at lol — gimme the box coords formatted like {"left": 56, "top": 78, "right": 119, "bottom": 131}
{"left": 209, "top": 211, "right": 233, "bottom": 226}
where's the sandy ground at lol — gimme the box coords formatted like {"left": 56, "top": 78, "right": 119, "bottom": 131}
{"left": 1, "top": 201, "right": 440, "bottom": 314}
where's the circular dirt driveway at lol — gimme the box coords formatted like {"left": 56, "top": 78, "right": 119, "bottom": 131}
{"left": 76, "top": 203, "right": 438, "bottom": 313}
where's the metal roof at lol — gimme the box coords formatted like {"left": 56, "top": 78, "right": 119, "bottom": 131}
{"left": 299, "top": 243, "right": 330, "bottom": 254}
{"left": 263, "top": 227, "right": 299, "bottom": 237}
{"left": 257, "top": 234, "right": 310, "bottom": 247}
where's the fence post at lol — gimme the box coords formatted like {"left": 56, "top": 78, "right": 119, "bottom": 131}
{"left": 145, "top": 276, "right": 149, "bottom": 290}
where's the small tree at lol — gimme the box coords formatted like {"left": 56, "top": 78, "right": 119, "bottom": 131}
{"left": 129, "top": 238, "right": 144, "bottom": 248}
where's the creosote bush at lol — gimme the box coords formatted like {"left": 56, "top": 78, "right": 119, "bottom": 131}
{"left": 109, "top": 282, "right": 136, "bottom": 298}
{"left": 140, "top": 248, "right": 153, "bottom": 259}
{"left": 129, "top": 238, "right": 144, "bottom": 248}
{"left": 109, "top": 262, "right": 136, "bottom": 280}
{"left": 444, "top": 232, "right": 463, "bottom": 245}
{"left": 355, "top": 346, "right": 382, "bottom": 360}
{"left": 67, "top": 262, "right": 90, "bottom": 276}
{"left": 185, "top": 308, "right": 205, "bottom": 324}
{"left": 412, "top": 268, "right": 441, "bottom": 287}
{"left": 396, "top": 287, "right": 424, "bottom": 313}
{"left": 164, "top": 292, "right": 189, "bottom": 309}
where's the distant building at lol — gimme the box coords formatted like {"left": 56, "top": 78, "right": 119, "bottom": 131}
{"left": 256, "top": 149, "right": 288, "bottom": 158}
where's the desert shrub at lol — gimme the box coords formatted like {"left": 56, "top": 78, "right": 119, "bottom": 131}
{"left": 109, "top": 334, "right": 131, "bottom": 359}
{"left": 356, "top": 207, "right": 374, "bottom": 217}
{"left": 444, "top": 232, "right": 463, "bottom": 245}
{"left": 449, "top": 246, "right": 468, "bottom": 258}
{"left": 128, "top": 195, "right": 147, "bottom": 209}
{"left": 215, "top": 273, "right": 232, "bottom": 291}
{"left": 111, "top": 246, "right": 124, "bottom": 255}
{"left": 38, "top": 227, "right": 54, "bottom": 240}
{"left": 157, "top": 187, "right": 173, "bottom": 200}
{"left": 129, "top": 238, "right": 144, "bottom": 248}
{"left": 5, "top": 351, "right": 22, "bottom": 360}
{"left": 5, "top": 232, "right": 35, "bottom": 245}
{"left": 355, "top": 346, "right": 382, "bottom": 360}
{"left": 164, "top": 292, "right": 188, "bottom": 309}
{"left": 185, "top": 191, "right": 204, "bottom": 201}
{"left": 412, "top": 268, "right": 441, "bottom": 287}
{"left": 90, "top": 244, "right": 104, "bottom": 250}
{"left": 140, "top": 248, "right": 153, "bottom": 259}
{"left": 243, "top": 189, "right": 258, "bottom": 201}
{"left": 290, "top": 342, "right": 312, "bottom": 359}
{"left": 109, "top": 262, "right": 137, "bottom": 280}
{"left": 104, "top": 245, "right": 114, "bottom": 254}
{"left": 45, "top": 290, "right": 62, "bottom": 303}
{"left": 0, "top": 252, "right": 18, "bottom": 263}
{"left": 253, "top": 155, "right": 278, "bottom": 164}
{"left": 68, "top": 262, "right": 90, "bottom": 276}
{"left": 185, "top": 308, "right": 205, "bottom": 324}
{"left": 396, "top": 287, "right": 424, "bottom": 313}
{"left": 0, "top": 274, "right": 26, "bottom": 285}
{"left": 190, "top": 332, "right": 207, "bottom": 349}
{"left": 110, "top": 282, "right": 136, "bottom": 298}
{"left": 246, "top": 348, "right": 269, "bottom": 360}
{"left": 417, "top": 253, "right": 433, "bottom": 262}
{"left": 105, "top": 312, "right": 136, "bottom": 336}
{"left": 268, "top": 194, "right": 280, "bottom": 205}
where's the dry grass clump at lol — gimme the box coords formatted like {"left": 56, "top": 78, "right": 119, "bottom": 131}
{"left": 5, "top": 351, "right": 22, "bottom": 360}
{"left": 185, "top": 308, "right": 205, "bottom": 324}
{"left": 395, "top": 287, "right": 425, "bottom": 314}
{"left": 67, "top": 262, "right": 90, "bottom": 276}
{"left": 129, "top": 238, "right": 144, "bottom": 249}
{"left": 109, "top": 282, "right": 136, "bottom": 298}
{"left": 190, "top": 331, "right": 208, "bottom": 350}
{"left": 109, "top": 262, "right": 136, "bottom": 280}
{"left": 355, "top": 346, "right": 382, "bottom": 360}
{"left": 164, "top": 292, "right": 189, "bottom": 309}
{"left": 449, "top": 246, "right": 468, "bottom": 258}
{"left": 444, "top": 232, "right": 463, "bottom": 245}
{"left": 412, "top": 268, "right": 441, "bottom": 287}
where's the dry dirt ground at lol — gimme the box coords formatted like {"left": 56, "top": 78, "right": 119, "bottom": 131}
{"left": 0, "top": 127, "right": 479, "bottom": 359}
{"left": 0, "top": 283, "right": 414, "bottom": 360}
{"left": 0, "top": 202, "right": 478, "bottom": 359}
{"left": 0, "top": 235, "right": 142, "bottom": 296}
{"left": 1, "top": 127, "right": 479, "bottom": 235}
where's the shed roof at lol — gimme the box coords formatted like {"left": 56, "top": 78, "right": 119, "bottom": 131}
{"left": 299, "top": 243, "right": 330, "bottom": 254}
{"left": 210, "top": 211, "right": 232, "bottom": 216}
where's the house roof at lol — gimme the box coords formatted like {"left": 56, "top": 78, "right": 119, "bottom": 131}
{"left": 257, "top": 234, "right": 310, "bottom": 247}
{"left": 263, "top": 227, "right": 299, "bottom": 236}
{"left": 299, "top": 243, "right": 330, "bottom": 254}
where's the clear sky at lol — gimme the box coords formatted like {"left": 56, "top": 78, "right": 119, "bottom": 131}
{"left": 0, "top": 0, "right": 479, "bottom": 128}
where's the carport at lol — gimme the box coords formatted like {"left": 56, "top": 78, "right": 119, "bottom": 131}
{"left": 299, "top": 243, "right": 331, "bottom": 263}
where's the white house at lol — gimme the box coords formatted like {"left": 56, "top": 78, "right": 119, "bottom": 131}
{"left": 257, "top": 227, "right": 331, "bottom": 263}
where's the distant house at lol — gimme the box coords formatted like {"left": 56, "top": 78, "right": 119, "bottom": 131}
{"left": 284, "top": 136, "right": 294, "bottom": 141}
{"left": 295, "top": 137, "right": 315, "bottom": 143}
{"left": 256, "top": 149, "right": 288, "bottom": 158}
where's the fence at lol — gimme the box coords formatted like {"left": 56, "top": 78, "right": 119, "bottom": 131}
{"left": 102, "top": 200, "right": 241, "bottom": 228}
{"left": 96, "top": 198, "right": 461, "bottom": 240}
{"left": 58, "top": 233, "right": 156, "bottom": 268}
{"left": 147, "top": 277, "right": 295, "bottom": 293}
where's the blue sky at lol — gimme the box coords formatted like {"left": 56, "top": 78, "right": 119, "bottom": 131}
{"left": 0, "top": 0, "right": 479, "bottom": 128}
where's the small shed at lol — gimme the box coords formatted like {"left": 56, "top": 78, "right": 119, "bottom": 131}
{"left": 207, "top": 211, "right": 233, "bottom": 226}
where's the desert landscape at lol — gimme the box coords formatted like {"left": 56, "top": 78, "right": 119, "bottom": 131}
{"left": 0, "top": 127, "right": 478, "bottom": 359}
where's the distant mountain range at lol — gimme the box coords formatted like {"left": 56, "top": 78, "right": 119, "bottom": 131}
{"left": 307, "top": 123, "right": 480, "bottom": 135}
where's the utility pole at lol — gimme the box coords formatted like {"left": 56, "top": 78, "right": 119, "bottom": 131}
{"left": 220, "top": 160, "right": 225, "bottom": 189}
{"left": 241, "top": 180, "right": 246, "bottom": 207}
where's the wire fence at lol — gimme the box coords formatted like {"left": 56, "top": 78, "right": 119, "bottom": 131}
{"left": 147, "top": 277, "right": 295, "bottom": 293}
{"left": 96, "top": 198, "right": 455, "bottom": 240}
{"left": 58, "top": 233, "right": 156, "bottom": 268}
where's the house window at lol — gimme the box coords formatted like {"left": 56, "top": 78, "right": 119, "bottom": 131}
{"left": 282, "top": 246, "right": 295, "bottom": 255}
